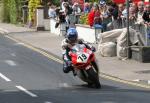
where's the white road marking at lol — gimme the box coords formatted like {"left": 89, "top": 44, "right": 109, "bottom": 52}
{"left": 45, "top": 101, "right": 53, "bottom": 103}
{"left": 59, "top": 83, "right": 70, "bottom": 88}
{"left": 14, "top": 42, "right": 25, "bottom": 45}
{"left": 11, "top": 53, "right": 16, "bottom": 57}
{"left": 0, "top": 73, "right": 11, "bottom": 82}
{"left": 16, "top": 86, "right": 38, "bottom": 97}
{"left": 4, "top": 90, "right": 19, "bottom": 92}
{"left": 5, "top": 60, "right": 17, "bottom": 66}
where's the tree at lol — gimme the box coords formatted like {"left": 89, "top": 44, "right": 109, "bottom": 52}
{"left": 2, "top": 0, "right": 24, "bottom": 23}
{"left": 0, "top": 0, "right": 4, "bottom": 22}
{"left": 16, "top": 0, "right": 23, "bottom": 22}
{"left": 28, "top": 0, "right": 41, "bottom": 23}
{"left": 9, "top": 0, "right": 17, "bottom": 23}
{"left": 3, "top": 0, "right": 10, "bottom": 22}
{"left": 53, "top": 0, "right": 60, "bottom": 6}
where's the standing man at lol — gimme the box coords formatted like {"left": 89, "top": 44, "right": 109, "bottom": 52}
{"left": 61, "top": 0, "right": 69, "bottom": 12}
{"left": 143, "top": 4, "right": 150, "bottom": 26}
{"left": 72, "top": 2, "right": 81, "bottom": 24}
{"left": 136, "top": 1, "right": 144, "bottom": 24}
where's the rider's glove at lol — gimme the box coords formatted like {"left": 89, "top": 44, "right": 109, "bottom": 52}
{"left": 67, "top": 61, "right": 72, "bottom": 66}
{"left": 91, "top": 46, "right": 96, "bottom": 52}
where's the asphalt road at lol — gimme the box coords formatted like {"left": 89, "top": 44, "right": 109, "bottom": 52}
{"left": 0, "top": 34, "right": 150, "bottom": 103}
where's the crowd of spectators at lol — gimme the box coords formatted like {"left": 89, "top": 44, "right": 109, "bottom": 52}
{"left": 48, "top": 0, "right": 150, "bottom": 33}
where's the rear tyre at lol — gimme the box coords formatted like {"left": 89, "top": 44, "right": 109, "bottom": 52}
{"left": 86, "top": 68, "right": 101, "bottom": 89}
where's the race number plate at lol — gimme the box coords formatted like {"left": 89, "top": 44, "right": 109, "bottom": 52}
{"left": 77, "top": 53, "right": 89, "bottom": 63}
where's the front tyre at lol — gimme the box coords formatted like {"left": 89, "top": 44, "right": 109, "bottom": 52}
{"left": 86, "top": 68, "right": 101, "bottom": 89}
{"left": 91, "top": 61, "right": 99, "bottom": 73}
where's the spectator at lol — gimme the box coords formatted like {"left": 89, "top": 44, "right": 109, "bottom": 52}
{"left": 84, "top": 2, "right": 90, "bottom": 13}
{"left": 64, "top": 3, "right": 73, "bottom": 30}
{"left": 102, "top": 6, "right": 114, "bottom": 31}
{"left": 93, "top": 3, "right": 101, "bottom": 25}
{"left": 48, "top": 4, "right": 56, "bottom": 18}
{"left": 89, "top": 2, "right": 93, "bottom": 11}
{"left": 143, "top": 4, "right": 150, "bottom": 26}
{"left": 129, "top": 6, "right": 137, "bottom": 26}
{"left": 131, "top": 2, "right": 138, "bottom": 13}
{"left": 111, "top": 2, "right": 118, "bottom": 20}
{"left": 99, "top": 0, "right": 106, "bottom": 13}
{"left": 55, "top": 10, "right": 66, "bottom": 28}
{"left": 72, "top": 2, "right": 81, "bottom": 24}
{"left": 55, "top": 6, "right": 61, "bottom": 19}
{"left": 72, "top": 2, "right": 81, "bottom": 14}
{"left": 88, "top": 2, "right": 101, "bottom": 27}
{"left": 88, "top": 6, "right": 95, "bottom": 27}
{"left": 61, "top": 0, "right": 68, "bottom": 12}
{"left": 122, "top": 4, "right": 127, "bottom": 19}
{"left": 58, "top": 10, "right": 66, "bottom": 23}
{"left": 129, "top": 6, "right": 137, "bottom": 18}
{"left": 112, "top": 4, "right": 125, "bottom": 29}
{"left": 118, "top": 4, "right": 125, "bottom": 20}
{"left": 101, "top": 4, "right": 112, "bottom": 31}
{"left": 136, "top": 1, "right": 144, "bottom": 24}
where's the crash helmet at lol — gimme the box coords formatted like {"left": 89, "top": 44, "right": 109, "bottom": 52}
{"left": 66, "top": 28, "right": 78, "bottom": 43}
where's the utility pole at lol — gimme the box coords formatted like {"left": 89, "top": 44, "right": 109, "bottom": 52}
{"left": 126, "top": 0, "right": 130, "bottom": 58}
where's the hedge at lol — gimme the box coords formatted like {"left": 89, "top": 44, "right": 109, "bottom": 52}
{"left": 2, "top": 0, "right": 23, "bottom": 23}
{"left": 9, "top": 0, "right": 17, "bottom": 23}
{"left": 28, "top": 0, "right": 41, "bottom": 21}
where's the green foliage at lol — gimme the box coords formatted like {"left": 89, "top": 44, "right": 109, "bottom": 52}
{"left": 79, "top": 14, "right": 88, "bottom": 25}
{"left": 0, "top": 1, "right": 3, "bottom": 22}
{"left": 16, "top": 0, "right": 23, "bottom": 22}
{"left": 89, "top": 0, "right": 99, "bottom": 3}
{"left": 52, "top": 0, "right": 60, "bottom": 6}
{"left": 28, "top": 0, "right": 41, "bottom": 21}
{"left": 2, "top": 0, "right": 23, "bottom": 23}
{"left": 3, "top": 0, "right": 10, "bottom": 22}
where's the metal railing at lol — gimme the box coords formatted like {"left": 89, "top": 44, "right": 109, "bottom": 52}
{"left": 108, "top": 18, "right": 150, "bottom": 46}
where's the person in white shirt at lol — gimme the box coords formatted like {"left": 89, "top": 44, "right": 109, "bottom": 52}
{"left": 136, "top": 1, "right": 144, "bottom": 24}
{"left": 48, "top": 4, "right": 56, "bottom": 18}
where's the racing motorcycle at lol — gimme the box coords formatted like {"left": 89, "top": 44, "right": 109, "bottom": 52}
{"left": 69, "top": 44, "right": 101, "bottom": 88}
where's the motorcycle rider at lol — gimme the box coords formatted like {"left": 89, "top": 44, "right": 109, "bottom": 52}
{"left": 61, "top": 27, "right": 98, "bottom": 75}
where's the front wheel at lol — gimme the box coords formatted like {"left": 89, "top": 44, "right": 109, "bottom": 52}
{"left": 91, "top": 61, "right": 99, "bottom": 73}
{"left": 86, "top": 68, "right": 101, "bottom": 89}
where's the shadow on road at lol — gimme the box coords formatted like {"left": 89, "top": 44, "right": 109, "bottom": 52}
{"left": 0, "top": 84, "right": 149, "bottom": 103}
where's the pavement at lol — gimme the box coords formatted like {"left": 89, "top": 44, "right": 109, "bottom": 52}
{"left": 0, "top": 23, "right": 150, "bottom": 86}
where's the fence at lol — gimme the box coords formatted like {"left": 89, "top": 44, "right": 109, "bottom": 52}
{"left": 109, "top": 18, "right": 150, "bottom": 46}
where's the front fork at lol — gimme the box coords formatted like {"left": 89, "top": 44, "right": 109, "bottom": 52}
{"left": 85, "top": 61, "right": 99, "bottom": 72}
{"left": 91, "top": 61, "right": 99, "bottom": 73}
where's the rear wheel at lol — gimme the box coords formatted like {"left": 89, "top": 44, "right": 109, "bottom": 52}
{"left": 86, "top": 68, "right": 101, "bottom": 89}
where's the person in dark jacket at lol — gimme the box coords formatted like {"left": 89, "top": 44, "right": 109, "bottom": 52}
{"left": 143, "top": 4, "right": 150, "bottom": 26}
